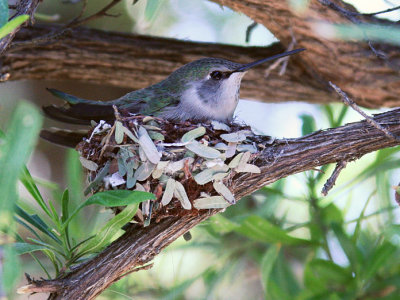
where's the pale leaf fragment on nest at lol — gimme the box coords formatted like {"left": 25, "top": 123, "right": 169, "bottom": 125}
{"left": 161, "top": 178, "right": 175, "bottom": 206}
{"left": 194, "top": 196, "right": 230, "bottom": 209}
{"left": 174, "top": 181, "right": 192, "bottom": 210}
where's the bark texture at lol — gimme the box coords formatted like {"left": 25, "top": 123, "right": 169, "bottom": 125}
{"left": 213, "top": 0, "right": 400, "bottom": 108}
{"left": 1, "top": 0, "right": 400, "bottom": 107}
{"left": 3, "top": 25, "right": 322, "bottom": 104}
{"left": 22, "top": 108, "right": 400, "bottom": 299}
{"left": 0, "top": 0, "right": 39, "bottom": 54}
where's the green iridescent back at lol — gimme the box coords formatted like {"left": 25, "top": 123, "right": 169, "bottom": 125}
{"left": 117, "top": 58, "right": 242, "bottom": 115}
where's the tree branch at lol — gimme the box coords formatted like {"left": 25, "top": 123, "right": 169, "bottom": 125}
{"left": 0, "top": 0, "right": 40, "bottom": 54}
{"left": 211, "top": 0, "right": 400, "bottom": 107}
{"left": 3, "top": 1, "right": 400, "bottom": 107}
{"left": 1, "top": 24, "right": 327, "bottom": 104}
{"left": 21, "top": 107, "right": 400, "bottom": 299}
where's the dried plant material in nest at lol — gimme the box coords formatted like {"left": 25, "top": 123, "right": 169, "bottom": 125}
{"left": 76, "top": 114, "right": 271, "bottom": 226}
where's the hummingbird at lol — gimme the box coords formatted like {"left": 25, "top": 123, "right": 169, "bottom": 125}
{"left": 41, "top": 48, "right": 305, "bottom": 146}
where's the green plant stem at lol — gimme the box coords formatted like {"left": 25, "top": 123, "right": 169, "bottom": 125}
{"left": 307, "top": 174, "right": 333, "bottom": 261}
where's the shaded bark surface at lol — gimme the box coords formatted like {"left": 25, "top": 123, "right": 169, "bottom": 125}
{"left": 23, "top": 108, "right": 400, "bottom": 299}
{"left": 1, "top": 0, "right": 400, "bottom": 107}
{"left": 0, "top": 0, "right": 39, "bottom": 54}
{"left": 213, "top": 0, "right": 400, "bottom": 107}
{"left": 3, "top": 25, "right": 323, "bottom": 104}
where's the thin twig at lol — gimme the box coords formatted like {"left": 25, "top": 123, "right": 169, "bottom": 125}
{"left": 114, "top": 263, "right": 154, "bottom": 282}
{"left": 65, "top": 0, "right": 88, "bottom": 26}
{"left": 245, "top": 21, "right": 258, "bottom": 43}
{"left": 362, "top": 5, "right": 400, "bottom": 16}
{"left": 321, "top": 161, "right": 348, "bottom": 196}
{"left": 9, "top": 0, "right": 122, "bottom": 52}
{"left": 113, "top": 105, "right": 122, "bottom": 121}
{"left": 67, "top": 0, "right": 121, "bottom": 28}
{"left": 317, "top": 0, "right": 389, "bottom": 59}
{"left": 329, "top": 81, "right": 400, "bottom": 141}
{"left": 265, "top": 30, "right": 296, "bottom": 77}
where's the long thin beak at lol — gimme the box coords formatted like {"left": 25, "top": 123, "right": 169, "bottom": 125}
{"left": 233, "top": 48, "right": 305, "bottom": 73}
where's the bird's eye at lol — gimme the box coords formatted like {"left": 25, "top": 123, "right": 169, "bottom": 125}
{"left": 210, "top": 71, "right": 223, "bottom": 80}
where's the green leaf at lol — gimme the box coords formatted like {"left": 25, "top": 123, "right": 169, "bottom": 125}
{"left": 308, "top": 259, "right": 351, "bottom": 285}
{"left": 84, "top": 190, "right": 155, "bottom": 207}
{"left": 76, "top": 204, "right": 139, "bottom": 257}
{"left": 66, "top": 149, "right": 83, "bottom": 206}
{"left": 0, "top": 101, "right": 42, "bottom": 296}
{"left": 261, "top": 244, "right": 280, "bottom": 293}
{"left": 42, "top": 249, "right": 60, "bottom": 275}
{"left": 15, "top": 205, "right": 61, "bottom": 243}
{"left": 303, "top": 259, "right": 353, "bottom": 295}
{"left": 63, "top": 190, "right": 155, "bottom": 230}
{"left": 234, "top": 215, "right": 312, "bottom": 245}
{"left": 362, "top": 242, "right": 397, "bottom": 281}
{"left": 61, "top": 189, "right": 69, "bottom": 223}
{"left": 335, "top": 105, "right": 348, "bottom": 127}
{"left": 268, "top": 254, "right": 300, "bottom": 299}
{"left": 14, "top": 242, "right": 48, "bottom": 255}
{"left": 0, "top": 0, "right": 8, "bottom": 27}
{"left": 27, "top": 238, "right": 64, "bottom": 257}
{"left": 19, "top": 167, "right": 52, "bottom": 218}
{"left": 14, "top": 217, "right": 42, "bottom": 241}
{"left": 321, "top": 203, "right": 343, "bottom": 225}
{"left": 300, "top": 114, "right": 317, "bottom": 135}
{"left": 0, "top": 15, "right": 29, "bottom": 39}
{"left": 209, "top": 214, "right": 238, "bottom": 234}
{"left": 331, "top": 223, "right": 363, "bottom": 273}
{"left": 144, "top": 0, "right": 163, "bottom": 21}
{"left": 0, "top": 101, "right": 42, "bottom": 221}
{"left": 2, "top": 244, "right": 21, "bottom": 296}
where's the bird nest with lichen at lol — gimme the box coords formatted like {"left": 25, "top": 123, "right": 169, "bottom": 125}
{"left": 77, "top": 110, "right": 269, "bottom": 226}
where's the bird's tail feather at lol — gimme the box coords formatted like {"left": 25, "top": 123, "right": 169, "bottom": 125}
{"left": 40, "top": 128, "right": 88, "bottom": 148}
{"left": 43, "top": 88, "right": 115, "bottom": 124}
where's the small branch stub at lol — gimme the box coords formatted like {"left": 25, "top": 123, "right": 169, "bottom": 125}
{"left": 321, "top": 161, "right": 348, "bottom": 196}
{"left": 329, "top": 81, "right": 400, "bottom": 141}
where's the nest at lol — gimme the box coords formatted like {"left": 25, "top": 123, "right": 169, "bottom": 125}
{"left": 77, "top": 112, "right": 272, "bottom": 226}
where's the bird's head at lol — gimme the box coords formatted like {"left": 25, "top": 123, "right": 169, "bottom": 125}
{"left": 159, "top": 48, "right": 305, "bottom": 122}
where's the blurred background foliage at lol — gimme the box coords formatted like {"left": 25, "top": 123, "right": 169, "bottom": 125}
{"left": 1, "top": 0, "right": 400, "bottom": 299}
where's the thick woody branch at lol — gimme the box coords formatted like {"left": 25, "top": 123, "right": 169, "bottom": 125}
{"left": 2, "top": 25, "right": 324, "bottom": 104}
{"left": 22, "top": 107, "right": 400, "bottom": 299}
{"left": 2, "top": 1, "right": 400, "bottom": 107}
{"left": 212, "top": 0, "right": 400, "bottom": 108}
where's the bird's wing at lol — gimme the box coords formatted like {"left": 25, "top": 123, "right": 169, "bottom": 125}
{"left": 119, "top": 85, "right": 180, "bottom": 116}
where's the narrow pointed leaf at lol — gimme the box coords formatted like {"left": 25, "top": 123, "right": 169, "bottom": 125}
{"left": 77, "top": 204, "right": 139, "bottom": 256}
{"left": 161, "top": 178, "right": 175, "bottom": 206}
{"left": 15, "top": 206, "right": 61, "bottom": 243}
{"left": 235, "top": 215, "right": 312, "bottom": 245}
{"left": 174, "top": 181, "right": 192, "bottom": 210}
{"left": 14, "top": 242, "right": 48, "bottom": 255}
{"left": 261, "top": 244, "right": 280, "bottom": 292}
{"left": 194, "top": 196, "right": 230, "bottom": 209}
